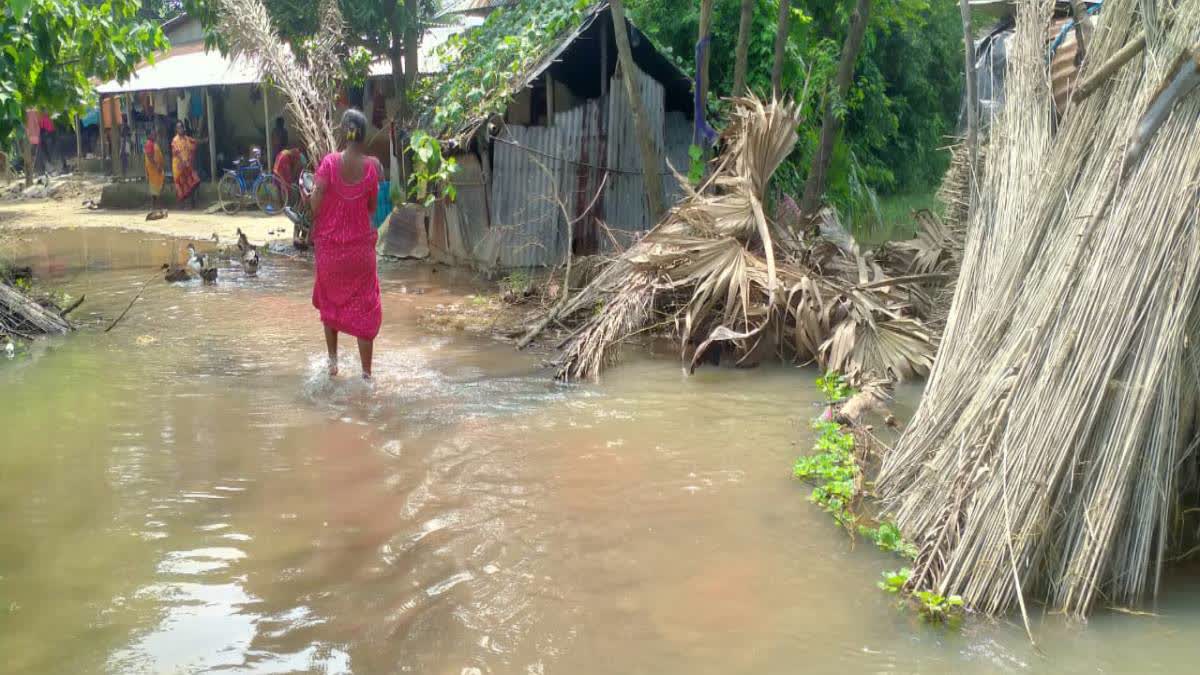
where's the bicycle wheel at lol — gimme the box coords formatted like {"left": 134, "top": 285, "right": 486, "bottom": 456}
{"left": 218, "top": 174, "right": 243, "bottom": 214}
{"left": 255, "top": 175, "right": 287, "bottom": 215}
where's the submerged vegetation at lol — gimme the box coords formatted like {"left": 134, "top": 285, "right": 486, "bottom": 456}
{"left": 796, "top": 371, "right": 960, "bottom": 624}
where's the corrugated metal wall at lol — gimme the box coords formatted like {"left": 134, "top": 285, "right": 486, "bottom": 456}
{"left": 664, "top": 110, "right": 692, "bottom": 204}
{"left": 444, "top": 153, "right": 491, "bottom": 266}
{"left": 483, "top": 63, "right": 690, "bottom": 268}
{"left": 490, "top": 120, "right": 576, "bottom": 267}
{"left": 602, "top": 65, "right": 665, "bottom": 244}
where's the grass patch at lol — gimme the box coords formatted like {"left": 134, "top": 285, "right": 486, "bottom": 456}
{"left": 850, "top": 190, "right": 942, "bottom": 246}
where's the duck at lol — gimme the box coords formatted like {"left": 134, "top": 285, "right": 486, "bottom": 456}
{"left": 237, "top": 229, "right": 259, "bottom": 277}
{"left": 186, "top": 243, "right": 205, "bottom": 273}
{"left": 186, "top": 243, "right": 219, "bottom": 284}
{"left": 162, "top": 263, "right": 191, "bottom": 283}
{"left": 146, "top": 209, "right": 167, "bottom": 221}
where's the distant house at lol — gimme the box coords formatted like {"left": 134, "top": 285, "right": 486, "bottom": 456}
{"left": 94, "top": 14, "right": 290, "bottom": 182}
{"left": 379, "top": 1, "right": 695, "bottom": 270}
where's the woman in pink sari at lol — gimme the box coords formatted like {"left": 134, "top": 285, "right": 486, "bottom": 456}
{"left": 310, "top": 109, "right": 381, "bottom": 378}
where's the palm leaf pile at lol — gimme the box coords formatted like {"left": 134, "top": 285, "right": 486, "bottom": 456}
{"left": 541, "top": 96, "right": 946, "bottom": 384}
{"left": 878, "top": 0, "right": 1200, "bottom": 621}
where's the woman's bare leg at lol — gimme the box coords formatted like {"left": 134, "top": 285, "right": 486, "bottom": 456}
{"left": 323, "top": 324, "right": 338, "bottom": 375}
{"left": 357, "top": 338, "right": 373, "bottom": 379}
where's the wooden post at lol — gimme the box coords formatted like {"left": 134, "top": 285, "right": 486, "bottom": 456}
{"left": 734, "top": 0, "right": 754, "bottom": 96}
{"left": 97, "top": 97, "right": 106, "bottom": 163}
{"left": 609, "top": 0, "right": 664, "bottom": 220}
{"left": 546, "top": 74, "right": 555, "bottom": 126}
{"left": 959, "top": 0, "right": 978, "bottom": 177}
{"left": 110, "top": 98, "right": 120, "bottom": 177}
{"left": 771, "top": 0, "right": 791, "bottom": 97}
{"left": 205, "top": 88, "right": 217, "bottom": 183}
{"left": 123, "top": 93, "right": 133, "bottom": 177}
{"left": 263, "top": 91, "right": 272, "bottom": 172}
{"left": 74, "top": 115, "right": 83, "bottom": 171}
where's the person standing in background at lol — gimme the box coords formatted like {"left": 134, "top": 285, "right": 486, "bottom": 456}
{"left": 171, "top": 120, "right": 205, "bottom": 209}
{"left": 144, "top": 129, "right": 166, "bottom": 211}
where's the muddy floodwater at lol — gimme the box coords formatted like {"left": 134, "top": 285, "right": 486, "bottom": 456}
{"left": 2, "top": 228, "right": 1199, "bottom": 674}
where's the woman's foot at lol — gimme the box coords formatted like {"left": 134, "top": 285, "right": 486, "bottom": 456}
{"left": 327, "top": 356, "right": 338, "bottom": 377}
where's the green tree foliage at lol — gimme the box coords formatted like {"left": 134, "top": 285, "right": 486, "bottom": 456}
{"left": 418, "top": 0, "right": 595, "bottom": 134}
{"left": 0, "top": 0, "right": 165, "bottom": 145}
{"left": 627, "top": 0, "right": 962, "bottom": 208}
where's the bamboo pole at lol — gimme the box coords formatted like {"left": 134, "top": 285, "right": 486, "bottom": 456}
{"left": 1072, "top": 33, "right": 1147, "bottom": 103}
{"left": 264, "top": 92, "right": 272, "bottom": 172}
{"left": 206, "top": 88, "right": 217, "bottom": 183}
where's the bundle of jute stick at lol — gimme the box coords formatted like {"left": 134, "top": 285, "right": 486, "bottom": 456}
{"left": 878, "top": 0, "right": 1200, "bottom": 623}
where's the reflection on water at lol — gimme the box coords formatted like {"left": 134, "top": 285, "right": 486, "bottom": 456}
{"left": 2, "top": 228, "right": 1199, "bottom": 674}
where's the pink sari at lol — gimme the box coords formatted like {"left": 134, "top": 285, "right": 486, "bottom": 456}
{"left": 312, "top": 153, "right": 381, "bottom": 340}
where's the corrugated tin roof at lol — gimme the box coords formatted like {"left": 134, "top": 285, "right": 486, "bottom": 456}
{"left": 95, "top": 46, "right": 263, "bottom": 93}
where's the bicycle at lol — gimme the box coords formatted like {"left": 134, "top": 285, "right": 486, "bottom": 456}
{"left": 217, "top": 156, "right": 288, "bottom": 216}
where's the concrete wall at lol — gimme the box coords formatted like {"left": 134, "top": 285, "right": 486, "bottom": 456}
{"left": 100, "top": 181, "right": 219, "bottom": 209}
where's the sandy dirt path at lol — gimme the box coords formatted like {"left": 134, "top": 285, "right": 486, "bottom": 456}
{"left": 0, "top": 199, "right": 292, "bottom": 247}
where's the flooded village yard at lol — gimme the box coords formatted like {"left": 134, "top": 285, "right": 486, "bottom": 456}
{"left": 2, "top": 205, "right": 1200, "bottom": 674}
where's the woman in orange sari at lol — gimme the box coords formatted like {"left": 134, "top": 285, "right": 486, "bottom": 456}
{"left": 144, "top": 129, "right": 166, "bottom": 211}
{"left": 171, "top": 120, "right": 204, "bottom": 208}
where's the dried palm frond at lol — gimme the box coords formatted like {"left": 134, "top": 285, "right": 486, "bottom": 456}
{"left": 539, "top": 96, "right": 939, "bottom": 384}
{"left": 216, "top": 0, "right": 340, "bottom": 159}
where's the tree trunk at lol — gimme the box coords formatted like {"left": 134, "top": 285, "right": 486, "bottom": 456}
{"left": 771, "top": 0, "right": 791, "bottom": 97}
{"left": 403, "top": 0, "right": 420, "bottom": 97}
{"left": 610, "top": 0, "right": 665, "bottom": 220}
{"left": 733, "top": 0, "right": 754, "bottom": 96}
{"left": 389, "top": 3, "right": 407, "bottom": 126}
{"left": 23, "top": 138, "right": 33, "bottom": 187}
{"left": 696, "top": 0, "right": 714, "bottom": 144}
{"left": 799, "top": 0, "right": 871, "bottom": 216}
{"left": 959, "top": 0, "right": 978, "bottom": 180}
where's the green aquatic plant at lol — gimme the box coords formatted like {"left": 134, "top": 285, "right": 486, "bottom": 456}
{"left": 793, "top": 418, "right": 858, "bottom": 528}
{"left": 913, "top": 590, "right": 964, "bottom": 623}
{"left": 815, "top": 370, "right": 854, "bottom": 402}
{"left": 859, "top": 521, "right": 918, "bottom": 559}
{"left": 877, "top": 567, "right": 910, "bottom": 594}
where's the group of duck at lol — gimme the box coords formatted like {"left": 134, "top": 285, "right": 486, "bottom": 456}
{"left": 163, "top": 228, "right": 260, "bottom": 284}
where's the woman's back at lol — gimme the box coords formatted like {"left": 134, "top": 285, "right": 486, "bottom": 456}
{"left": 315, "top": 152, "right": 378, "bottom": 246}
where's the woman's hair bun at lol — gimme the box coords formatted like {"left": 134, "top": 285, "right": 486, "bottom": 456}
{"left": 341, "top": 108, "right": 368, "bottom": 145}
